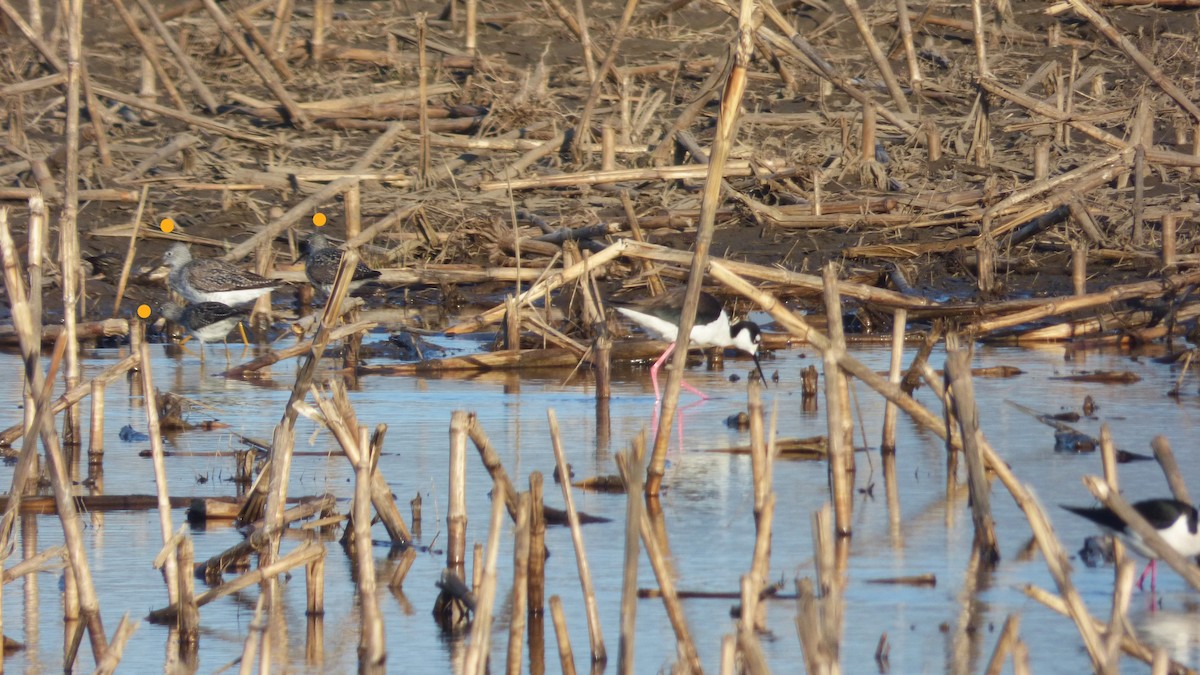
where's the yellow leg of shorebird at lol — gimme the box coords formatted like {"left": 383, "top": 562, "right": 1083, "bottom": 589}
{"left": 237, "top": 321, "right": 250, "bottom": 346}
{"left": 179, "top": 335, "right": 193, "bottom": 345}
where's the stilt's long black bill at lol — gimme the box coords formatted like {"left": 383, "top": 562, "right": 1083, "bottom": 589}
{"left": 752, "top": 353, "right": 767, "bottom": 386}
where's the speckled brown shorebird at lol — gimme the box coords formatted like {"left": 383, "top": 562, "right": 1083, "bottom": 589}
{"left": 162, "top": 243, "right": 278, "bottom": 306}
{"left": 161, "top": 301, "right": 247, "bottom": 361}
{"left": 300, "top": 233, "right": 381, "bottom": 295}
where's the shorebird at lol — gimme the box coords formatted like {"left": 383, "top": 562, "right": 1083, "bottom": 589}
{"left": 616, "top": 289, "right": 765, "bottom": 400}
{"left": 1062, "top": 498, "right": 1200, "bottom": 592}
{"left": 162, "top": 243, "right": 278, "bottom": 306}
{"left": 299, "top": 233, "right": 382, "bottom": 296}
{"left": 161, "top": 301, "right": 247, "bottom": 361}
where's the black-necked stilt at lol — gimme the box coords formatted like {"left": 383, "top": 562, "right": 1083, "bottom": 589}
{"left": 163, "top": 243, "right": 278, "bottom": 306}
{"left": 1062, "top": 498, "right": 1200, "bottom": 591}
{"left": 161, "top": 301, "right": 247, "bottom": 361}
{"left": 300, "top": 233, "right": 382, "bottom": 296}
{"left": 615, "top": 290, "right": 765, "bottom": 399}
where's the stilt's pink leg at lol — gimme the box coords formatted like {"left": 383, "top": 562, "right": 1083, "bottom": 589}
{"left": 1136, "top": 561, "right": 1157, "bottom": 592}
{"left": 650, "top": 342, "right": 676, "bottom": 400}
{"left": 679, "top": 379, "right": 709, "bottom": 400}
{"left": 649, "top": 342, "right": 710, "bottom": 399}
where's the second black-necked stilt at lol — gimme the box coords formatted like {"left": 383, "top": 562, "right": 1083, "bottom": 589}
{"left": 615, "top": 290, "right": 764, "bottom": 400}
{"left": 300, "top": 233, "right": 382, "bottom": 296}
{"left": 163, "top": 243, "right": 278, "bottom": 306}
{"left": 1062, "top": 498, "right": 1200, "bottom": 592}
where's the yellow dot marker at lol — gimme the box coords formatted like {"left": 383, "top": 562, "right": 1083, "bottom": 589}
{"left": 160, "top": 218, "right": 175, "bottom": 233}
{"left": 137, "top": 304, "right": 152, "bottom": 319}
{"left": 313, "top": 213, "right": 327, "bottom": 227}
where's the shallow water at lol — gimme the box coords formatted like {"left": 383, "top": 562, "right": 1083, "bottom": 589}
{"left": 1, "top": 334, "right": 1199, "bottom": 674}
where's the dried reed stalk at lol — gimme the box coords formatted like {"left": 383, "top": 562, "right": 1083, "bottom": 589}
{"left": 200, "top": 0, "right": 309, "bottom": 128}
{"left": 527, "top": 472, "right": 546, "bottom": 615}
{"left": 129, "top": 0, "right": 219, "bottom": 111}
{"left": 637, "top": 502, "right": 701, "bottom": 671}
{"left": 747, "top": 0, "right": 918, "bottom": 136}
{"left": 138, "top": 340, "right": 181, "bottom": 606}
{"left": 151, "top": 543, "right": 325, "bottom": 621}
{"left": 309, "top": 385, "right": 412, "bottom": 544}
{"left": 1083, "top": 477, "right": 1200, "bottom": 590}
{"left": 447, "top": 411, "right": 469, "bottom": 579}
{"left": 1021, "top": 585, "right": 1190, "bottom": 673}
{"left": 549, "top": 595, "right": 577, "bottom": 675}
{"left": 648, "top": 0, "right": 755, "bottom": 495}
{"left": 575, "top": 0, "right": 638, "bottom": 145}
{"left": 463, "top": 492, "right": 507, "bottom": 675}
{"left": 107, "top": 0, "right": 186, "bottom": 111}
{"left": 87, "top": 379, "right": 103, "bottom": 462}
{"left": 466, "top": 413, "right": 520, "bottom": 520}
{"left": 353, "top": 429, "right": 385, "bottom": 671}
{"left": 548, "top": 409, "right": 606, "bottom": 663}
{"left": 944, "top": 345, "right": 999, "bottom": 564}
{"left": 505, "top": 493, "right": 531, "bottom": 675}
{"left": 841, "top": 0, "right": 910, "bottom": 113}
{"left": 236, "top": 594, "right": 267, "bottom": 675}
{"left": 822, "top": 265, "right": 855, "bottom": 535}
{"left": 306, "top": 547, "right": 326, "bottom": 614}
{"left": 25, "top": 195, "right": 44, "bottom": 333}
{"left": 1150, "top": 436, "right": 1190, "bottom": 503}
{"left": 0, "top": 210, "right": 108, "bottom": 662}
{"left": 416, "top": 15, "right": 431, "bottom": 184}
{"left": 61, "top": 0, "right": 85, "bottom": 449}
{"left": 311, "top": 0, "right": 329, "bottom": 60}
{"left": 623, "top": 240, "right": 936, "bottom": 310}
{"left": 445, "top": 239, "right": 630, "bottom": 335}
{"left": 894, "top": 0, "right": 921, "bottom": 87}
{"left": 175, "top": 536, "right": 199, "bottom": 645}
{"left": 224, "top": 124, "right": 408, "bottom": 260}
{"left": 250, "top": 249, "right": 362, "bottom": 564}
{"left": 232, "top": 8, "right": 293, "bottom": 80}
{"left": 614, "top": 438, "right": 643, "bottom": 673}
{"left": 1065, "top": 0, "right": 1200, "bottom": 121}
{"left": 0, "top": 351, "right": 140, "bottom": 448}
{"left": 983, "top": 614, "right": 1020, "bottom": 675}
{"left": 222, "top": 320, "right": 373, "bottom": 379}
{"left": 1104, "top": 560, "right": 1135, "bottom": 666}
{"left": 92, "top": 613, "right": 139, "bottom": 675}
